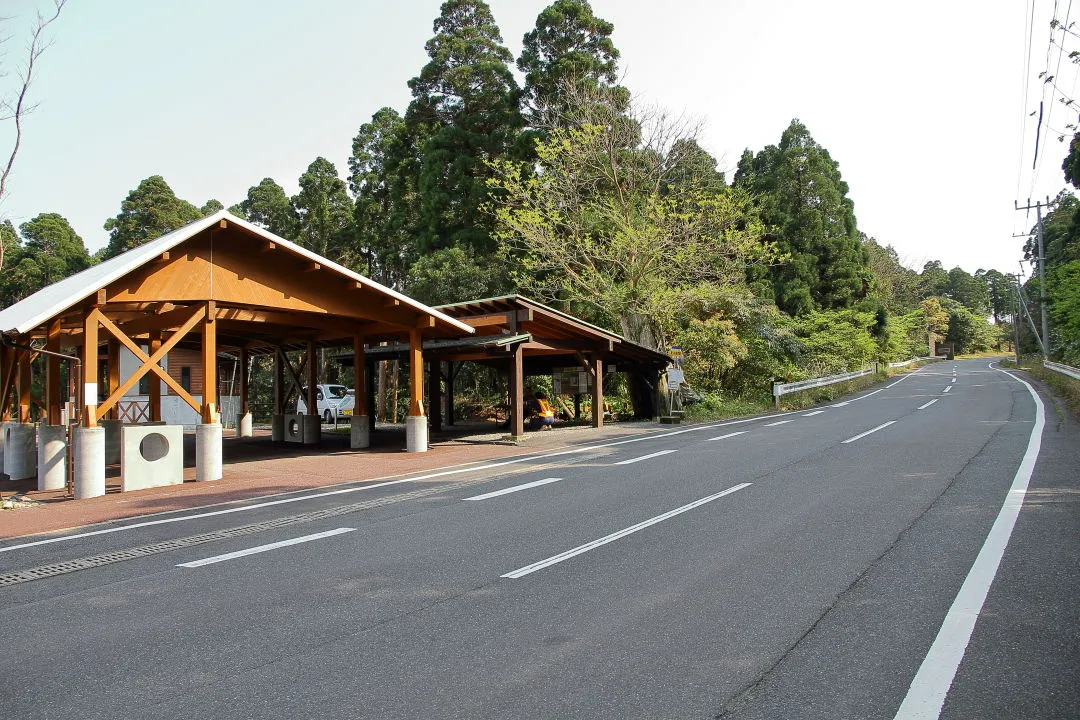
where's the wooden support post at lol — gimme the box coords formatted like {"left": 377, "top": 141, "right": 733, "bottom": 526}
{"left": 46, "top": 318, "right": 62, "bottom": 425}
{"left": 306, "top": 341, "right": 318, "bottom": 416}
{"left": 201, "top": 300, "right": 217, "bottom": 423}
{"left": 17, "top": 348, "right": 31, "bottom": 423}
{"left": 429, "top": 360, "right": 442, "bottom": 432}
{"left": 509, "top": 344, "right": 524, "bottom": 438}
{"left": 574, "top": 393, "right": 582, "bottom": 421}
{"left": 148, "top": 332, "right": 162, "bottom": 421}
{"left": 273, "top": 349, "right": 284, "bottom": 415}
{"left": 352, "top": 335, "right": 367, "bottom": 417}
{"left": 445, "top": 361, "right": 455, "bottom": 426}
{"left": 239, "top": 346, "right": 249, "bottom": 415}
{"left": 591, "top": 355, "right": 604, "bottom": 429}
{"left": 107, "top": 339, "right": 120, "bottom": 420}
{"left": 408, "top": 329, "right": 424, "bottom": 417}
{"left": 83, "top": 308, "right": 99, "bottom": 427}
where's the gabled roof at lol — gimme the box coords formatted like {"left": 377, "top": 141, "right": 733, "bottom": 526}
{"left": 0, "top": 210, "right": 473, "bottom": 337}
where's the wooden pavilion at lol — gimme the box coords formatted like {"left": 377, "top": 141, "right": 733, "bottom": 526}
{"left": 340, "top": 295, "right": 670, "bottom": 439}
{"left": 0, "top": 211, "right": 473, "bottom": 495}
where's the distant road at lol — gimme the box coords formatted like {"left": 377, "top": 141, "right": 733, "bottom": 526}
{"left": 1, "top": 359, "right": 1077, "bottom": 719}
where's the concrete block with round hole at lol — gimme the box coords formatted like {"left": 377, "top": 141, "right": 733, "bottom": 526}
{"left": 284, "top": 414, "right": 305, "bottom": 444}
{"left": 120, "top": 424, "right": 183, "bottom": 492}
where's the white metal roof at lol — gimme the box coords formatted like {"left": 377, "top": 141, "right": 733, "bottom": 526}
{"left": 0, "top": 210, "right": 474, "bottom": 337}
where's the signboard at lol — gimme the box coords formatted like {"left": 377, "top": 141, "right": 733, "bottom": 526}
{"left": 553, "top": 368, "right": 591, "bottom": 395}
{"left": 667, "top": 368, "right": 685, "bottom": 387}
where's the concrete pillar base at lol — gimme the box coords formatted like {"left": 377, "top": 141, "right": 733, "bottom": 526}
{"left": 237, "top": 413, "right": 253, "bottom": 438}
{"left": 37, "top": 425, "right": 67, "bottom": 491}
{"left": 405, "top": 415, "right": 428, "bottom": 453}
{"left": 4, "top": 422, "right": 37, "bottom": 481}
{"left": 102, "top": 419, "right": 122, "bottom": 466}
{"left": 196, "top": 422, "right": 223, "bottom": 482}
{"left": 271, "top": 414, "right": 285, "bottom": 442}
{"left": 73, "top": 426, "right": 106, "bottom": 499}
{"left": 350, "top": 415, "right": 370, "bottom": 449}
{"left": 301, "top": 415, "right": 320, "bottom": 445}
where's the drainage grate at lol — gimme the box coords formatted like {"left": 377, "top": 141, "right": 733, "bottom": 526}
{"left": 0, "top": 476, "right": 495, "bottom": 588}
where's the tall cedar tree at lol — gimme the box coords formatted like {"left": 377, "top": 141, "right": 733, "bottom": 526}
{"left": 234, "top": 178, "right": 299, "bottom": 241}
{"left": 518, "top": 0, "right": 624, "bottom": 128}
{"left": 406, "top": 0, "right": 523, "bottom": 255}
{"left": 349, "top": 107, "right": 417, "bottom": 287}
{"left": 102, "top": 175, "right": 203, "bottom": 259}
{"left": 292, "top": 157, "right": 353, "bottom": 264}
{"left": 734, "top": 120, "right": 869, "bottom": 316}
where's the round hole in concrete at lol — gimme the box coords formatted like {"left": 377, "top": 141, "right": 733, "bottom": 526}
{"left": 288, "top": 419, "right": 299, "bottom": 436}
{"left": 139, "top": 432, "right": 169, "bottom": 462}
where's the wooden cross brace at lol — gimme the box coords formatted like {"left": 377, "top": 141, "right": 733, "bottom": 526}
{"left": 91, "top": 305, "right": 206, "bottom": 421}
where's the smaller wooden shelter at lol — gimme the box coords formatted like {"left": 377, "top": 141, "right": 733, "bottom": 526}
{"left": 342, "top": 295, "right": 670, "bottom": 438}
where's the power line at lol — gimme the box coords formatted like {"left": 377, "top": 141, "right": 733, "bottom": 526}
{"left": 1016, "top": 0, "right": 1037, "bottom": 200}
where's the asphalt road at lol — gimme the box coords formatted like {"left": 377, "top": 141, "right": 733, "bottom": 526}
{"left": 1, "top": 359, "right": 1077, "bottom": 719}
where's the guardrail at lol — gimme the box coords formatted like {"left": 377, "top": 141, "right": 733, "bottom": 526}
{"left": 1044, "top": 359, "right": 1080, "bottom": 381}
{"left": 887, "top": 356, "right": 934, "bottom": 368}
{"left": 772, "top": 367, "right": 874, "bottom": 407}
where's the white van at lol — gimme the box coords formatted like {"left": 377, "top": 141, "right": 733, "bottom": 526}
{"left": 296, "top": 384, "right": 354, "bottom": 423}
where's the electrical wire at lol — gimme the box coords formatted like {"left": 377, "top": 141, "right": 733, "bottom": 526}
{"left": 1016, "top": 0, "right": 1037, "bottom": 201}
{"left": 1032, "top": 0, "right": 1074, "bottom": 196}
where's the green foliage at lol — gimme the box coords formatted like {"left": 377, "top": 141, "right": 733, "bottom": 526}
{"left": 1047, "top": 260, "right": 1080, "bottom": 364}
{"left": 790, "top": 309, "right": 877, "bottom": 376}
{"left": 943, "top": 266, "right": 989, "bottom": 315}
{"left": 734, "top": 119, "right": 869, "bottom": 316}
{"left": 488, "top": 118, "right": 777, "bottom": 350}
{"left": 942, "top": 298, "right": 1002, "bottom": 354}
{"left": 102, "top": 175, "right": 203, "bottom": 258}
{"left": 200, "top": 199, "right": 224, "bottom": 216}
{"left": 406, "top": 0, "right": 523, "bottom": 255}
{"left": 863, "top": 236, "right": 921, "bottom": 314}
{"left": 975, "top": 268, "right": 1012, "bottom": 323}
{"left": 292, "top": 157, "right": 354, "bottom": 264}
{"left": 518, "top": 0, "right": 623, "bottom": 126}
{"left": 405, "top": 246, "right": 509, "bottom": 306}
{"left": 235, "top": 178, "right": 299, "bottom": 241}
{"left": 349, "top": 107, "right": 417, "bottom": 286}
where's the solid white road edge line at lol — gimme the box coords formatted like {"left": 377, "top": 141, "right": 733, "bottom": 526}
{"left": 764, "top": 420, "right": 793, "bottom": 427}
{"left": 177, "top": 527, "right": 355, "bottom": 568}
{"left": 831, "top": 401, "right": 850, "bottom": 408}
{"left": 841, "top": 421, "right": 896, "bottom": 444}
{"left": 803, "top": 410, "right": 825, "bottom": 417}
{"left": 464, "top": 478, "right": 561, "bottom": 501}
{"left": 706, "top": 431, "right": 747, "bottom": 442}
{"left": 886, "top": 364, "right": 926, "bottom": 388}
{"left": 893, "top": 366, "right": 1046, "bottom": 720}
{"left": 501, "top": 483, "right": 752, "bottom": 579}
{"left": 615, "top": 449, "right": 677, "bottom": 465}
{"left": 917, "top": 399, "right": 939, "bottom": 410}
{"left": 851, "top": 388, "right": 885, "bottom": 401}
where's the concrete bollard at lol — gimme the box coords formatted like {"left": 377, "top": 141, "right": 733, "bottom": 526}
{"left": 301, "top": 415, "right": 320, "bottom": 445}
{"left": 4, "top": 422, "right": 37, "bottom": 481}
{"left": 102, "top": 419, "right": 122, "bottom": 466}
{"left": 405, "top": 415, "right": 428, "bottom": 453}
{"left": 37, "top": 425, "right": 67, "bottom": 491}
{"left": 73, "top": 426, "right": 106, "bottom": 499}
{"left": 350, "top": 415, "right": 370, "bottom": 449}
{"left": 237, "top": 413, "right": 253, "bottom": 438}
{"left": 195, "top": 422, "right": 223, "bottom": 482}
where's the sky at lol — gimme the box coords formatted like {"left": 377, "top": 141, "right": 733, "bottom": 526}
{"left": 0, "top": 0, "right": 1069, "bottom": 277}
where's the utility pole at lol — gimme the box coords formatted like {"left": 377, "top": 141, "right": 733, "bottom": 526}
{"left": 1010, "top": 273, "right": 1022, "bottom": 363}
{"left": 1014, "top": 198, "right": 1053, "bottom": 357}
